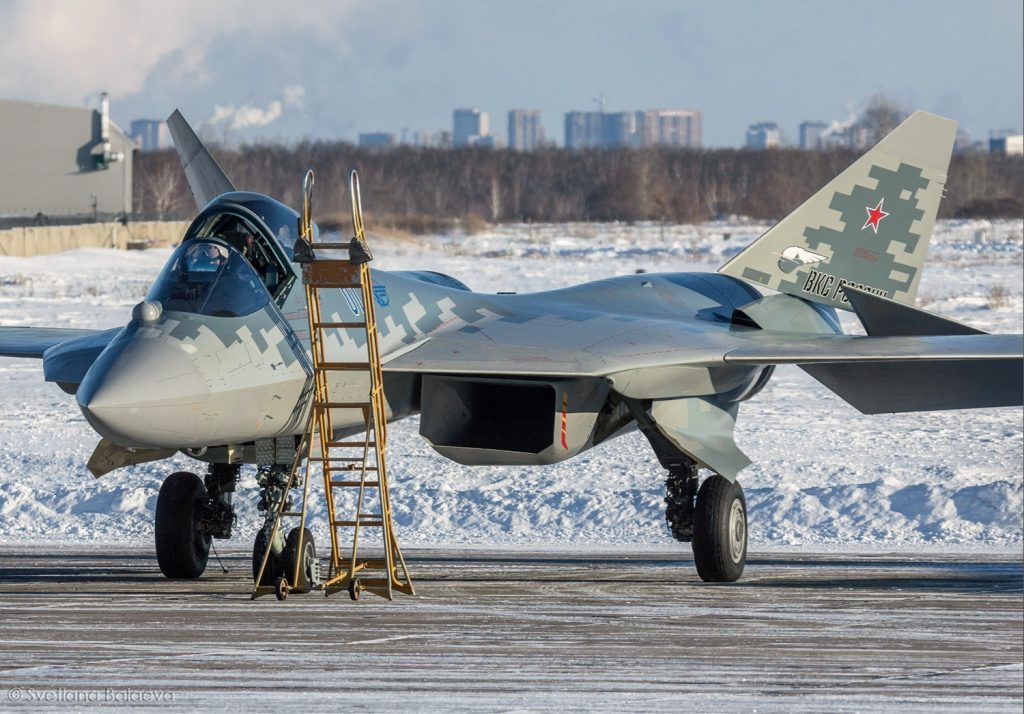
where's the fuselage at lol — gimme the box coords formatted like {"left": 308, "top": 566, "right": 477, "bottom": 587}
{"left": 65, "top": 192, "right": 818, "bottom": 465}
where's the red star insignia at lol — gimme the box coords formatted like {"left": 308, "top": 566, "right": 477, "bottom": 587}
{"left": 862, "top": 198, "right": 889, "bottom": 234}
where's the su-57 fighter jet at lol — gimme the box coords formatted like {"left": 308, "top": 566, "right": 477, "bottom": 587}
{"left": 0, "top": 110, "right": 1020, "bottom": 585}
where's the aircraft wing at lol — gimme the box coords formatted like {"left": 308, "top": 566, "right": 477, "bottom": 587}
{"left": 0, "top": 327, "right": 102, "bottom": 359}
{"left": 384, "top": 323, "right": 1023, "bottom": 414}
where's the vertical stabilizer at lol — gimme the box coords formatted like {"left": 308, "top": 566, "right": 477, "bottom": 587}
{"left": 166, "top": 109, "right": 236, "bottom": 210}
{"left": 718, "top": 110, "right": 957, "bottom": 310}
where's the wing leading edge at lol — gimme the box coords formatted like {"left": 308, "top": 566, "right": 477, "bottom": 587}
{"left": 0, "top": 327, "right": 101, "bottom": 359}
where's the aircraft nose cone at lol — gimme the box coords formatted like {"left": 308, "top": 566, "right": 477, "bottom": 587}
{"left": 77, "top": 330, "right": 209, "bottom": 447}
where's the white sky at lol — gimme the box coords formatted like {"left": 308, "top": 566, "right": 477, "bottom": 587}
{"left": 0, "top": 0, "right": 1021, "bottom": 147}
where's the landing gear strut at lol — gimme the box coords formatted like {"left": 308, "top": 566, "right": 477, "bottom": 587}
{"left": 252, "top": 465, "right": 293, "bottom": 585}
{"left": 664, "top": 461, "right": 699, "bottom": 542}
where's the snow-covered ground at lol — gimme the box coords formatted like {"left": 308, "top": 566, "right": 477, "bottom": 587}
{"left": 0, "top": 219, "right": 1021, "bottom": 549}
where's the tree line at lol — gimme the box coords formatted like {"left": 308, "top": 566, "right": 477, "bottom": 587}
{"left": 134, "top": 143, "right": 1023, "bottom": 230}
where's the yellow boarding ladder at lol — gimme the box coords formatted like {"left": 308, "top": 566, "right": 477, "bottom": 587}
{"left": 252, "top": 169, "right": 413, "bottom": 601}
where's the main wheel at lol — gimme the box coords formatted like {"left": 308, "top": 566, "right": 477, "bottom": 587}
{"left": 155, "top": 472, "right": 211, "bottom": 579}
{"left": 283, "top": 527, "right": 317, "bottom": 594}
{"left": 252, "top": 527, "right": 282, "bottom": 586}
{"left": 691, "top": 474, "right": 747, "bottom": 583}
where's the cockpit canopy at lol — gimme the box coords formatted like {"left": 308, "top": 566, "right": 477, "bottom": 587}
{"left": 147, "top": 240, "right": 270, "bottom": 317}
{"left": 146, "top": 192, "right": 311, "bottom": 317}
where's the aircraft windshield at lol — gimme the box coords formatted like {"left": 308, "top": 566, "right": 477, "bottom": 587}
{"left": 147, "top": 240, "right": 271, "bottom": 317}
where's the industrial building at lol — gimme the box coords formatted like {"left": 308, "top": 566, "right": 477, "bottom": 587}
{"left": 0, "top": 95, "right": 133, "bottom": 221}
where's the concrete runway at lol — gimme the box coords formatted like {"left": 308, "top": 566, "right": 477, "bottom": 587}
{"left": 0, "top": 546, "right": 1020, "bottom": 711}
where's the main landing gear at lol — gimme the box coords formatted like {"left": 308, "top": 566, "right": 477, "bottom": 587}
{"left": 154, "top": 464, "right": 238, "bottom": 579}
{"left": 664, "top": 461, "right": 748, "bottom": 582}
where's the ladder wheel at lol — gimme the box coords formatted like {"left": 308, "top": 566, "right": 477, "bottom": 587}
{"left": 348, "top": 580, "right": 360, "bottom": 601}
{"left": 275, "top": 576, "right": 290, "bottom": 601}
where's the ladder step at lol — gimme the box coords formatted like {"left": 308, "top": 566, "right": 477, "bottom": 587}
{"left": 280, "top": 511, "right": 303, "bottom": 517}
{"left": 314, "top": 321, "right": 367, "bottom": 329}
{"left": 325, "top": 465, "right": 380, "bottom": 472}
{"left": 326, "top": 440, "right": 377, "bottom": 448}
{"left": 308, "top": 282, "right": 363, "bottom": 289}
{"left": 332, "top": 520, "right": 385, "bottom": 527}
{"left": 318, "top": 362, "right": 371, "bottom": 371}
{"left": 330, "top": 480, "right": 381, "bottom": 487}
{"left": 316, "top": 401, "right": 371, "bottom": 409}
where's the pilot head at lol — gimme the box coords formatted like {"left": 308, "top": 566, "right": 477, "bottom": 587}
{"left": 187, "top": 243, "right": 228, "bottom": 273}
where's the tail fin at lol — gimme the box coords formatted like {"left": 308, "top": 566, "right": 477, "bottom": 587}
{"left": 166, "top": 109, "right": 236, "bottom": 210}
{"left": 719, "top": 110, "right": 957, "bottom": 311}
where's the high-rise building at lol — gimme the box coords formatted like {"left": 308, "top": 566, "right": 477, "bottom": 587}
{"left": 130, "top": 119, "right": 170, "bottom": 151}
{"left": 600, "top": 112, "right": 634, "bottom": 147}
{"left": 799, "top": 121, "right": 828, "bottom": 150}
{"left": 635, "top": 109, "right": 702, "bottom": 148}
{"left": 453, "top": 108, "right": 490, "bottom": 147}
{"left": 358, "top": 132, "right": 395, "bottom": 149}
{"left": 507, "top": 110, "right": 543, "bottom": 151}
{"left": 564, "top": 111, "right": 604, "bottom": 149}
{"left": 745, "top": 122, "right": 782, "bottom": 149}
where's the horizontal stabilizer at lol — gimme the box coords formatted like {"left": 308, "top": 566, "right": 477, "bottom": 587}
{"left": 166, "top": 109, "right": 236, "bottom": 209}
{"left": 801, "top": 359, "right": 1021, "bottom": 413}
{"left": 844, "top": 285, "right": 985, "bottom": 336}
{"left": 725, "top": 333, "right": 1023, "bottom": 414}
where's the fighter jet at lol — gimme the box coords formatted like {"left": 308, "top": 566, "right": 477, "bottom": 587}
{"left": 1, "top": 110, "right": 1020, "bottom": 585}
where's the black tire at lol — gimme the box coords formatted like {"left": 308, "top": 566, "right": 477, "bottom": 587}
{"left": 252, "top": 528, "right": 282, "bottom": 586}
{"left": 284, "top": 527, "right": 317, "bottom": 594}
{"left": 155, "top": 472, "right": 210, "bottom": 579}
{"left": 691, "top": 475, "right": 747, "bottom": 583}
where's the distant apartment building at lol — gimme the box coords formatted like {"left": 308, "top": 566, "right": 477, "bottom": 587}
{"left": 989, "top": 130, "right": 1024, "bottom": 155}
{"left": 564, "top": 111, "right": 604, "bottom": 149}
{"left": 799, "top": 120, "right": 828, "bottom": 150}
{"left": 130, "top": 119, "right": 170, "bottom": 151}
{"left": 507, "top": 110, "right": 543, "bottom": 151}
{"left": 566, "top": 108, "right": 702, "bottom": 149}
{"left": 452, "top": 108, "right": 489, "bottom": 147}
{"left": 635, "top": 109, "right": 702, "bottom": 148}
{"left": 746, "top": 122, "right": 782, "bottom": 149}
{"left": 358, "top": 132, "right": 396, "bottom": 149}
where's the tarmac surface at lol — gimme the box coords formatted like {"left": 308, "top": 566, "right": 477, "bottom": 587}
{"left": 0, "top": 546, "right": 1021, "bottom": 711}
